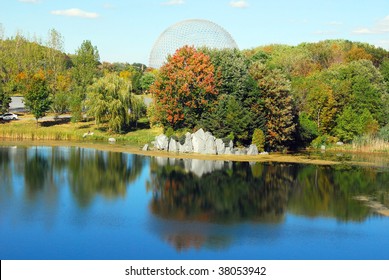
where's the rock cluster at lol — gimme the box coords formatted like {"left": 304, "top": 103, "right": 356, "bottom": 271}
{"left": 147, "top": 128, "right": 268, "bottom": 156}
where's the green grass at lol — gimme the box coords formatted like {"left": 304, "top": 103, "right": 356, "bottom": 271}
{"left": 0, "top": 115, "right": 162, "bottom": 145}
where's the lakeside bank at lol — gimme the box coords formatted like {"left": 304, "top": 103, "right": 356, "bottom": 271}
{"left": 1, "top": 115, "right": 389, "bottom": 167}
{"left": 3, "top": 138, "right": 389, "bottom": 169}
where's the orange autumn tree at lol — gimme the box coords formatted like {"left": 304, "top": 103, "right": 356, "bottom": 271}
{"left": 150, "top": 46, "right": 218, "bottom": 130}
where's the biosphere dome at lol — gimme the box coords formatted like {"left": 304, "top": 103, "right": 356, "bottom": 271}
{"left": 149, "top": 19, "right": 238, "bottom": 68}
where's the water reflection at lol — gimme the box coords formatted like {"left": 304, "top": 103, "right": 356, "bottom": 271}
{"left": 148, "top": 158, "right": 288, "bottom": 223}
{"left": 147, "top": 157, "right": 389, "bottom": 250}
{"left": 66, "top": 147, "right": 145, "bottom": 206}
{"left": 0, "top": 146, "right": 146, "bottom": 207}
{"left": 1, "top": 146, "right": 389, "bottom": 258}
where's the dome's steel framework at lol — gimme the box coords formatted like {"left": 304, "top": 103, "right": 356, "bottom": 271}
{"left": 149, "top": 19, "right": 238, "bottom": 69}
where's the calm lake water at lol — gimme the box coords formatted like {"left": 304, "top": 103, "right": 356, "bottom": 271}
{"left": 1, "top": 145, "right": 389, "bottom": 260}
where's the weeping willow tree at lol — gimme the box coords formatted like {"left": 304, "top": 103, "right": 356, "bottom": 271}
{"left": 85, "top": 73, "right": 139, "bottom": 133}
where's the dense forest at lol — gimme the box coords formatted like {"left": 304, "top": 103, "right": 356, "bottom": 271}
{"left": 1, "top": 28, "right": 389, "bottom": 150}
{"left": 151, "top": 41, "right": 389, "bottom": 150}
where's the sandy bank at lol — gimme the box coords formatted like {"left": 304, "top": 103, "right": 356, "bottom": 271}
{"left": 0, "top": 139, "right": 343, "bottom": 166}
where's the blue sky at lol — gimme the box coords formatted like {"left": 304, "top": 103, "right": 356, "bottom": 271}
{"left": 1, "top": 0, "right": 389, "bottom": 65}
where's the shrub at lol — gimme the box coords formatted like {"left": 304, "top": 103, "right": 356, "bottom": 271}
{"left": 311, "top": 134, "right": 339, "bottom": 149}
{"left": 164, "top": 127, "right": 174, "bottom": 138}
{"left": 252, "top": 128, "right": 265, "bottom": 152}
{"left": 298, "top": 112, "right": 318, "bottom": 145}
{"left": 378, "top": 125, "right": 389, "bottom": 141}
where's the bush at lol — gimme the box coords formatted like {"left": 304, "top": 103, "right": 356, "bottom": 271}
{"left": 378, "top": 125, "right": 389, "bottom": 141}
{"left": 164, "top": 127, "right": 174, "bottom": 138}
{"left": 252, "top": 128, "right": 265, "bottom": 152}
{"left": 334, "top": 107, "right": 378, "bottom": 142}
{"left": 311, "top": 134, "right": 339, "bottom": 149}
{"left": 298, "top": 112, "right": 318, "bottom": 145}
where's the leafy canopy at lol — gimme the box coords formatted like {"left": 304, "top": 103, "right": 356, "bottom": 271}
{"left": 150, "top": 46, "right": 218, "bottom": 130}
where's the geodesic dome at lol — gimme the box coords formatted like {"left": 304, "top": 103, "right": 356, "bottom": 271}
{"left": 149, "top": 19, "right": 238, "bottom": 69}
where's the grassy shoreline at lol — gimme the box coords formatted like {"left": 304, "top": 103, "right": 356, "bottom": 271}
{"left": 0, "top": 115, "right": 162, "bottom": 145}
{"left": 1, "top": 115, "right": 388, "bottom": 166}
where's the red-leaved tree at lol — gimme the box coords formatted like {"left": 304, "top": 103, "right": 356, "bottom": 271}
{"left": 150, "top": 46, "right": 218, "bottom": 130}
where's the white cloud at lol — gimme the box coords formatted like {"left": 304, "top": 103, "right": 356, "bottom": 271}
{"left": 230, "top": 0, "right": 249, "bottom": 8}
{"left": 18, "top": 0, "right": 39, "bottom": 3}
{"left": 352, "top": 15, "right": 389, "bottom": 34}
{"left": 51, "top": 8, "right": 99, "bottom": 19}
{"left": 162, "top": 0, "right": 185, "bottom": 6}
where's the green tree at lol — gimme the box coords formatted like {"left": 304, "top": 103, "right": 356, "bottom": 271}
{"left": 252, "top": 128, "right": 265, "bottom": 152}
{"left": 200, "top": 94, "right": 251, "bottom": 145}
{"left": 150, "top": 46, "right": 218, "bottom": 130}
{"left": 50, "top": 72, "right": 72, "bottom": 116}
{"left": 380, "top": 58, "right": 389, "bottom": 93}
{"left": 24, "top": 70, "right": 52, "bottom": 125}
{"left": 334, "top": 107, "right": 378, "bottom": 142}
{"left": 140, "top": 71, "right": 156, "bottom": 93}
{"left": 71, "top": 40, "right": 100, "bottom": 121}
{"left": 85, "top": 73, "right": 132, "bottom": 133}
{"left": 347, "top": 60, "right": 387, "bottom": 125}
{"left": 203, "top": 48, "right": 266, "bottom": 142}
{"left": 44, "top": 29, "right": 72, "bottom": 117}
{"left": 250, "top": 62, "right": 296, "bottom": 150}
{"left": 0, "top": 83, "right": 11, "bottom": 114}
{"left": 297, "top": 112, "right": 319, "bottom": 145}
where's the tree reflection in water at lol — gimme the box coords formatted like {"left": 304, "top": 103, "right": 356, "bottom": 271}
{"left": 147, "top": 157, "right": 389, "bottom": 251}
{"left": 67, "top": 147, "right": 145, "bottom": 206}
{"left": 0, "top": 146, "right": 146, "bottom": 207}
{"left": 2, "top": 146, "right": 389, "bottom": 254}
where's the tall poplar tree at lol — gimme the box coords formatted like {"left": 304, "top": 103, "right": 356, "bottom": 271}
{"left": 71, "top": 40, "right": 100, "bottom": 121}
{"left": 250, "top": 62, "right": 296, "bottom": 150}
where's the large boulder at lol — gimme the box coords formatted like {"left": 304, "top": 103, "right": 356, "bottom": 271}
{"left": 224, "top": 147, "right": 233, "bottom": 154}
{"left": 234, "top": 148, "right": 247, "bottom": 155}
{"left": 155, "top": 134, "right": 169, "bottom": 150}
{"left": 229, "top": 140, "right": 234, "bottom": 149}
{"left": 178, "top": 142, "right": 184, "bottom": 153}
{"left": 192, "top": 128, "right": 206, "bottom": 153}
{"left": 204, "top": 137, "right": 217, "bottom": 155}
{"left": 215, "top": 138, "right": 225, "bottom": 155}
{"left": 247, "top": 144, "right": 259, "bottom": 155}
{"left": 168, "top": 138, "right": 178, "bottom": 152}
{"left": 182, "top": 132, "right": 193, "bottom": 153}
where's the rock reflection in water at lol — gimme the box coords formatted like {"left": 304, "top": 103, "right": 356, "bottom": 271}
{"left": 147, "top": 157, "right": 389, "bottom": 251}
